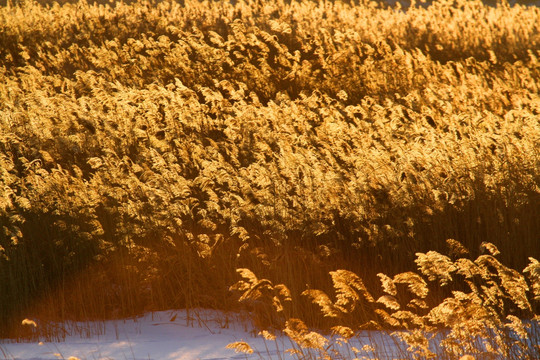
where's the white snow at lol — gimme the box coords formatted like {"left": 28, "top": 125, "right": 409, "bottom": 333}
{"left": 0, "top": 309, "right": 427, "bottom": 360}
{"left": 0, "top": 310, "right": 291, "bottom": 360}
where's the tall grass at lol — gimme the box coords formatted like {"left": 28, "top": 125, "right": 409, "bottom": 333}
{"left": 0, "top": 0, "right": 539, "bottom": 346}
{"left": 230, "top": 242, "right": 540, "bottom": 359}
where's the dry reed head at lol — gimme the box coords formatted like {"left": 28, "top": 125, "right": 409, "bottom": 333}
{"left": 415, "top": 251, "right": 457, "bottom": 286}
{"left": 283, "top": 318, "right": 329, "bottom": 351}
{"left": 21, "top": 319, "right": 37, "bottom": 327}
{"left": 226, "top": 341, "right": 254, "bottom": 354}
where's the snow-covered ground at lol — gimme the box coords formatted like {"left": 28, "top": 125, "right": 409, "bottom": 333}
{"left": 4, "top": 309, "right": 538, "bottom": 360}
{"left": 0, "top": 310, "right": 272, "bottom": 360}
{"left": 0, "top": 310, "right": 406, "bottom": 360}
{"left": 1, "top": 310, "right": 279, "bottom": 360}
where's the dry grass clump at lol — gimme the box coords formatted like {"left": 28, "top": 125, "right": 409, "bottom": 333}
{"left": 233, "top": 242, "right": 539, "bottom": 359}
{"left": 0, "top": 0, "right": 539, "bottom": 345}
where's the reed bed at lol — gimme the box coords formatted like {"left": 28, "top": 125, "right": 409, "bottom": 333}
{"left": 0, "top": 0, "right": 538, "bottom": 355}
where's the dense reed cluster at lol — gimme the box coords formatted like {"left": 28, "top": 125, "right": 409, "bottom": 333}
{"left": 0, "top": 0, "right": 539, "bottom": 349}
{"left": 230, "top": 242, "right": 540, "bottom": 359}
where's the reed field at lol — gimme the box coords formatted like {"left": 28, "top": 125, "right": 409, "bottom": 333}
{"left": 0, "top": 0, "right": 539, "bottom": 357}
